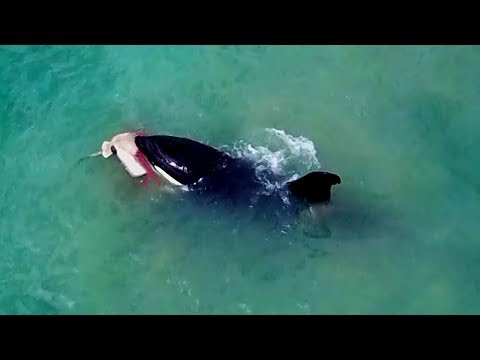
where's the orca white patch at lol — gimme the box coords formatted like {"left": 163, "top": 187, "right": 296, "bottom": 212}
{"left": 153, "top": 165, "right": 185, "bottom": 187}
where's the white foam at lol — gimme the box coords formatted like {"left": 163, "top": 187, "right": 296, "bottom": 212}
{"left": 264, "top": 128, "right": 320, "bottom": 169}
{"left": 225, "top": 128, "right": 321, "bottom": 202}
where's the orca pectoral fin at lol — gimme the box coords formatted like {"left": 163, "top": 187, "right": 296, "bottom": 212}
{"left": 287, "top": 171, "right": 341, "bottom": 204}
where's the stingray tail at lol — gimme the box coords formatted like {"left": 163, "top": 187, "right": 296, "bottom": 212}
{"left": 76, "top": 150, "right": 102, "bottom": 165}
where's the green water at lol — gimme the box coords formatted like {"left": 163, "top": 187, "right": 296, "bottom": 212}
{"left": 1, "top": 45, "right": 480, "bottom": 314}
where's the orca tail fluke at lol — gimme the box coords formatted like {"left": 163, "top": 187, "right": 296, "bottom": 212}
{"left": 287, "top": 171, "right": 341, "bottom": 204}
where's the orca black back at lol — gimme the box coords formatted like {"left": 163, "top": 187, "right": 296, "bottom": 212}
{"left": 135, "top": 135, "right": 236, "bottom": 186}
{"left": 135, "top": 134, "right": 341, "bottom": 207}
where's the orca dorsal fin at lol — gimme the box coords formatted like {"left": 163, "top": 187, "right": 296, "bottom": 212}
{"left": 287, "top": 171, "right": 341, "bottom": 204}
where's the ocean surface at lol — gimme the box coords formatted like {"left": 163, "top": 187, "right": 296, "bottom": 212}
{"left": 1, "top": 45, "right": 479, "bottom": 314}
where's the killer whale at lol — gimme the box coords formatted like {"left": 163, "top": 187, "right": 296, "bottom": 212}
{"left": 133, "top": 134, "right": 341, "bottom": 207}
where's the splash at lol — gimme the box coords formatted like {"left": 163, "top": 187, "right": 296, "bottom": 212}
{"left": 225, "top": 128, "right": 322, "bottom": 198}
{"left": 264, "top": 128, "right": 320, "bottom": 170}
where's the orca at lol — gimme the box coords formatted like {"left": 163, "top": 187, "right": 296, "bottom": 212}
{"left": 132, "top": 134, "right": 341, "bottom": 208}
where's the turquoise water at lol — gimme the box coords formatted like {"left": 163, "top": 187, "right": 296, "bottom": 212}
{"left": 1, "top": 45, "right": 480, "bottom": 314}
